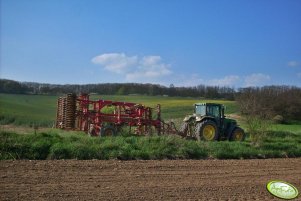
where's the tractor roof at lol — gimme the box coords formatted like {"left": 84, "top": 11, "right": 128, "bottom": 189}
{"left": 195, "top": 103, "right": 223, "bottom": 106}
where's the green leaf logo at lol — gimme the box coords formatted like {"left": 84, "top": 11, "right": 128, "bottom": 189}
{"left": 267, "top": 181, "right": 299, "bottom": 200}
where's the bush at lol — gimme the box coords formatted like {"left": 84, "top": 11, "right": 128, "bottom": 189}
{"left": 245, "top": 116, "right": 271, "bottom": 145}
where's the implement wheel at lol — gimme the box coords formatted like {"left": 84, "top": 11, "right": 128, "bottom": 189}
{"left": 230, "top": 127, "right": 245, "bottom": 141}
{"left": 195, "top": 120, "right": 219, "bottom": 141}
{"left": 100, "top": 126, "right": 116, "bottom": 137}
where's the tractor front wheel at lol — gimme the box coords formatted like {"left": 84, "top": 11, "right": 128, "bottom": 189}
{"left": 230, "top": 127, "right": 245, "bottom": 141}
{"left": 195, "top": 120, "right": 219, "bottom": 141}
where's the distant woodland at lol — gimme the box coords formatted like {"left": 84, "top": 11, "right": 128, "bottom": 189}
{"left": 1, "top": 79, "right": 301, "bottom": 120}
{"left": 0, "top": 79, "right": 236, "bottom": 99}
{"left": 236, "top": 86, "right": 301, "bottom": 121}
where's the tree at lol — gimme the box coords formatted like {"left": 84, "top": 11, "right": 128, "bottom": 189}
{"left": 236, "top": 86, "right": 301, "bottom": 121}
{"left": 116, "top": 86, "right": 126, "bottom": 95}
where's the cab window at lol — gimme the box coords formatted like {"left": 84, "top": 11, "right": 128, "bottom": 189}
{"left": 206, "top": 106, "right": 220, "bottom": 118}
{"left": 195, "top": 105, "right": 206, "bottom": 116}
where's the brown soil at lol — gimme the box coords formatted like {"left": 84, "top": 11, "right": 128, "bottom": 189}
{"left": 1, "top": 159, "right": 301, "bottom": 201}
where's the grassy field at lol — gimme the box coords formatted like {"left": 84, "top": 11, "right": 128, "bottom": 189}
{"left": 0, "top": 94, "right": 59, "bottom": 126}
{"left": 1, "top": 93, "right": 300, "bottom": 133}
{"left": 0, "top": 93, "right": 237, "bottom": 127}
{"left": 1, "top": 93, "right": 300, "bottom": 160}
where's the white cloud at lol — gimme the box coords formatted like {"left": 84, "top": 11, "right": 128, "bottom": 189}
{"left": 91, "top": 53, "right": 138, "bottom": 73}
{"left": 176, "top": 74, "right": 240, "bottom": 87}
{"left": 91, "top": 53, "right": 172, "bottom": 82}
{"left": 140, "top": 56, "right": 161, "bottom": 66}
{"left": 244, "top": 73, "right": 271, "bottom": 87}
{"left": 208, "top": 75, "right": 240, "bottom": 86}
{"left": 287, "top": 61, "right": 299, "bottom": 67}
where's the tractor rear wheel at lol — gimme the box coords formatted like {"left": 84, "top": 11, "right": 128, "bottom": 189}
{"left": 100, "top": 126, "right": 116, "bottom": 137}
{"left": 230, "top": 127, "right": 245, "bottom": 141}
{"left": 195, "top": 120, "right": 219, "bottom": 141}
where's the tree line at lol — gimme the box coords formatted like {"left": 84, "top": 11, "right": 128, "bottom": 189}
{"left": 236, "top": 86, "right": 301, "bottom": 121}
{"left": 0, "top": 79, "right": 235, "bottom": 99}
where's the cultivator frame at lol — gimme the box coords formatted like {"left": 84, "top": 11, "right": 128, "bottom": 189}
{"left": 56, "top": 93, "right": 179, "bottom": 136}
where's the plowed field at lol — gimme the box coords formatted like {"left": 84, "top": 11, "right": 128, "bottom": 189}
{"left": 1, "top": 159, "right": 301, "bottom": 200}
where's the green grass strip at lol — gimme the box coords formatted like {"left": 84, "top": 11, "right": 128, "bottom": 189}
{"left": 1, "top": 130, "right": 300, "bottom": 160}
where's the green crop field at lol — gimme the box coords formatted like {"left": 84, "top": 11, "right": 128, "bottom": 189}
{"left": 0, "top": 93, "right": 237, "bottom": 127}
{"left": 1, "top": 93, "right": 301, "bottom": 160}
{"left": 1, "top": 93, "right": 300, "bottom": 133}
{"left": 0, "top": 94, "right": 59, "bottom": 126}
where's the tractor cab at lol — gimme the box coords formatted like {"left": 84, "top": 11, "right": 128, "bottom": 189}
{"left": 195, "top": 103, "right": 224, "bottom": 119}
{"left": 181, "top": 102, "right": 245, "bottom": 141}
{"left": 194, "top": 103, "right": 225, "bottom": 128}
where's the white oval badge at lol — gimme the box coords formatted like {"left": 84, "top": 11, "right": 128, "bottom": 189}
{"left": 267, "top": 180, "right": 299, "bottom": 200}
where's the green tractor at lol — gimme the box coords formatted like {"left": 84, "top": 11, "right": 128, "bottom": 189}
{"left": 180, "top": 103, "right": 245, "bottom": 141}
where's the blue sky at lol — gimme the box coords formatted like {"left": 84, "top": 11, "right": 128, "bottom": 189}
{"left": 1, "top": 0, "right": 301, "bottom": 87}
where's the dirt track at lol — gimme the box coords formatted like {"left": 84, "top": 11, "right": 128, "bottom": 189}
{"left": 1, "top": 159, "right": 301, "bottom": 201}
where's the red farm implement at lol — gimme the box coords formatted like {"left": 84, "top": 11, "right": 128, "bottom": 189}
{"left": 55, "top": 93, "right": 179, "bottom": 136}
